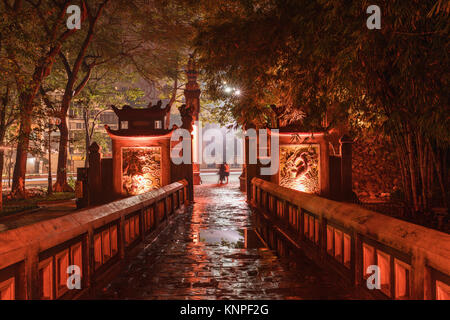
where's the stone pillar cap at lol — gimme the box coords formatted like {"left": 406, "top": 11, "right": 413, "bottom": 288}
{"left": 89, "top": 142, "right": 101, "bottom": 153}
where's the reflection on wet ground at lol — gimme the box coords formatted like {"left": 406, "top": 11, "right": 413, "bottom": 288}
{"left": 95, "top": 182, "right": 361, "bottom": 300}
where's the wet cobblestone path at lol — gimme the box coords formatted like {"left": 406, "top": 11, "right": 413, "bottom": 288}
{"left": 96, "top": 182, "right": 362, "bottom": 299}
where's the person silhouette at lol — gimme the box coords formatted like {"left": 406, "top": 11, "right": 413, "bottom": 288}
{"left": 218, "top": 163, "right": 226, "bottom": 184}
{"left": 224, "top": 162, "right": 230, "bottom": 184}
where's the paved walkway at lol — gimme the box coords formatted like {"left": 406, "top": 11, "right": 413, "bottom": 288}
{"left": 95, "top": 182, "right": 362, "bottom": 300}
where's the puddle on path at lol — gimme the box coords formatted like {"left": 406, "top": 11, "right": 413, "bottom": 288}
{"left": 195, "top": 228, "right": 263, "bottom": 249}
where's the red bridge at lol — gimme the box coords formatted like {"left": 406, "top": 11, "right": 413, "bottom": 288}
{"left": 0, "top": 179, "right": 448, "bottom": 300}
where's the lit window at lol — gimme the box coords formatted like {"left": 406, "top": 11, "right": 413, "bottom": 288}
{"left": 39, "top": 258, "right": 54, "bottom": 300}
{"left": 377, "top": 250, "right": 391, "bottom": 296}
{"left": 130, "top": 217, "right": 135, "bottom": 240}
{"left": 121, "top": 121, "right": 128, "bottom": 129}
{"left": 394, "top": 259, "right": 410, "bottom": 299}
{"left": 71, "top": 243, "right": 82, "bottom": 278}
{"left": 154, "top": 120, "right": 162, "bottom": 129}
{"left": 94, "top": 233, "right": 102, "bottom": 269}
{"left": 314, "top": 219, "right": 320, "bottom": 244}
{"left": 56, "top": 249, "right": 69, "bottom": 297}
{"left": 288, "top": 205, "right": 293, "bottom": 225}
{"left": 124, "top": 220, "right": 130, "bottom": 245}
{"left": 144, "top": 209, "right": 149, "bottom": 230}
{"left": 304, "top": 214, "right": 309, "bottom": 236}
{"left": 343, "top": 234, "right": 351, "bottom": 268}
{"left": 110, "top": 225, "right": 118, "bottom": 256}
{"left": 102, "top": 229, "right": 111, "bottom": 262}
{"left": 334, "top": 230, "right": 343, "bottom": 262}
{"left": 277, "top": 201, "right": 283, "bottom": 217}
{"left": 327, "top": 226, "right": 334, "bottom": 255}
{"left": 134, "top": 216, "right": 140, "bottom": 239}
{"left": 363, "top": 244, "right": 375, "bottom": 278}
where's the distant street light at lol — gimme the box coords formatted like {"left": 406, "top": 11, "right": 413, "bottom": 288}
{"left": 223, "top": 85, "right": 241, "bottom": 96}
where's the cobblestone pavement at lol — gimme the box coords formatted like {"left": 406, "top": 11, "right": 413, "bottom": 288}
{"left": 95, "top": 182, "right": 363, "bottom": 300}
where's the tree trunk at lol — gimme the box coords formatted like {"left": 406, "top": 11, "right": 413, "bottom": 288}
{"left": 393, "top": 132, "right": 411, "bottom": 205}
{"left": 397, "top": 147, "right": 410, "bottom": 202}
{"left": 0, "top": 88, "right": 8, "bottom": 210}
{"left": 0, "top": 150, "right": 3, "bottom": 211}
{"left": 7, "top": 151, "right": 12, "bottom": 188}
{"left": 427, "top": 145, "right": 433, "bottom": 207}
{"left": 429, "top": 141, "right": 448, "bottom": 209}
{"left": 405, "top": 129, "right": 420, "bottom": 213}
{"left": 53, "top": 115, "right": 73, "bottom": 192}
{"left": 416, "top": 133, "right": 428, "bottom": 211}
{"left": 84, "top": 109, "right": 90, "bottom": 168}
{"left": 11, "top": 95, "right": 32, "bottom": 198}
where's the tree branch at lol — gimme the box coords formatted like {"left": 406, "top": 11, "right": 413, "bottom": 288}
{"left": 59, "top": 51, "right": 72, "bottom": 78}
{"left": 73, "top": 65, "right": 93, "bottom": 96}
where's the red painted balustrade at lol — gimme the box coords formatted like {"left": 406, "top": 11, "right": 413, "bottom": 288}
{"left": 0, "top": 180, "right": 189, "bottom": 300}
{"left": 251, "top": 177, "right": 450, "bottom": 300}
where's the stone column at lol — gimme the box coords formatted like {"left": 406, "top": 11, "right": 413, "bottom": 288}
{"left": 76, "top": 167, "right": 88, "bottom": 209}
{"left": 184, "top": 55, "right": 201, "bottom": 185}
{"left": 340, "top": 135, "right": 353, "bottom": 202}
{"left": 176, "top": 106, "right": 194, "bottom": 201}
{"left": 245, "top": 131, "right": 259, "bottom": 202}
{"left": 88, "top": 142, "right": 102, "bottom": 206}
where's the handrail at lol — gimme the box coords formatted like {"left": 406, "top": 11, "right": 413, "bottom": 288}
{"left": 0, "top": 180, "right": 189, "bottom": 300}
{"left": 251, "top": 177, "right": 450, "bottom": 300}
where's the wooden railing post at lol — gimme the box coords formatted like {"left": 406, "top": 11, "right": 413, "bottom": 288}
{"left": 24, "top": 245, "right": 39, "bottom": 299}
{"left": 411, "top": 249, "right": 426, "bottom": 299}
{"left": 153, "top": 202, "right": 159, "bottom": 228}
{"left": 299, "top": 208, "right": 305, "bottom": 242}
{"left": 86, "top": 227, "right": 94, "bottom": 293}
{"left": 140, "top": 208, "right": 145, "bottom": 241}
{"left": 354, "top": 233, "right": 363, "bottom": 288}
{"left": 119, "top": 215, "right": 126, "bottom": 259}
{"left": 319, "top": 216, "right": 326, "bottom": 261}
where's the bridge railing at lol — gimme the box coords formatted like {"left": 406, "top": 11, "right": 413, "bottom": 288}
{"left": 0, "top": 180, "right": 189, "bottom": 300}
{"left": 250, "top": 177, "right": 450, "bottom": 300}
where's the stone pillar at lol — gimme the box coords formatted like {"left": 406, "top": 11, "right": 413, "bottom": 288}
{"left": 88, "top": 142, "right": 102, "bottom": 206}
{"left": 192, "top": 124, "right": 201, "bottom": 185}
{"left": 245, "top": 133, "right": 259, "bottom": 202}
{"left": 184, "top": 55, "right": 201, "bottom": 185}
{"left": 340, "top": 135, "right": 353, "bottom": 202}
{"left": 239, "top": 165, "right": 246, "bottom": 192}
{"left": 76, "top": 167, "right": 88, "bottom": 209}
{"left": 170, "top": 132, "right": 193, "bottom": 201}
